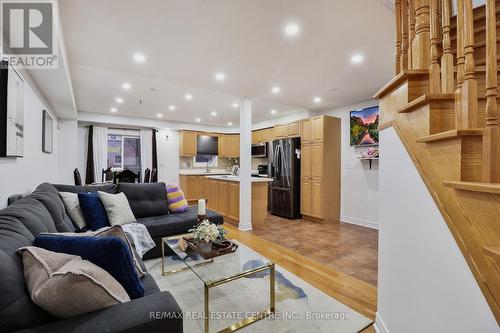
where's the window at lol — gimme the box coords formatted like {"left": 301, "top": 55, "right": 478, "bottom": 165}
{"left": 193, "top": 155, "right": 218, "bottom": 168}
{"left": 107, "top": 134, "right": 141, "bottom": 173}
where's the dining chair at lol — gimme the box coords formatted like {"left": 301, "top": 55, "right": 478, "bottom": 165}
{"left": 102, "top": 168, "right": 113, "bottom": 183}
{"left": 150, "top": 168, "right": 158, "bottom": 183}
{"left": 143, "top": 168, "right": 151, "bottom": 183}
{"left": 73, "top": 168, "right": 82, "bottom": 186}
{"left": 114, "top": 169, "right": 141, "bottom": 184}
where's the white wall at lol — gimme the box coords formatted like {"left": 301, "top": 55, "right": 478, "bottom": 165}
{"left": 375, "top": 127, "right": 498, "bottom": 333}
{"left": 320, "top": 100, "right": 380, "bottom": 228}
{"left": 57, "top": 119, "right": 78, "bottom": 184}
{"left": 0, "top": 76, "right": 61, "bottom": 208}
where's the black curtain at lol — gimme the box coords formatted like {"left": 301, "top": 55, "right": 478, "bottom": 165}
{"left": 85, "top": 125, "right": 95, "bottom": 184}
{"left": 152, "top": 129, "right": 158, "bottom": 182}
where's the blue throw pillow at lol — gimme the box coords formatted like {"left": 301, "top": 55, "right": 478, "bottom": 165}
{"left": 78, "top": 192, "right": 109, "bottom": 231}
{"left": 34, "top": 235, "right": 145, "bottom": 299}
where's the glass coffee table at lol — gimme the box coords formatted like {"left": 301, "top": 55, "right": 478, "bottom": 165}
{"left": 161, "top": 233, "right": 276, "bottom": 333}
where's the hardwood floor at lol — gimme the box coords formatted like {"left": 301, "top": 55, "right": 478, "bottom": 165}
{"left": 248, "top": 214, "right": 378, "bottom": 286}
{"left": 224, "top": 222, "right": 378, "bottom": 323}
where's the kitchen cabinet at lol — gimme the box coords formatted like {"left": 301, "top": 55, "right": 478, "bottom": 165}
{"left": 252, "top": 131, "right": 261, "bottom": 144}
{"left": 207, "top": 179, "right": 219, "bottom": 211}
{"left": 218, "top": 135, "right": 227, "bottom": 157}
{"left": 301, "top": 119, "right": 312, "bottom": 142}
{"left": 300, "top": 116, "right": 340, "bottom": 222}
{"left": 228, "top": 182, "right": 239, "bottom": 220}
{"left": 179, "top": 131, "right": 197, "bottom": 156}
{"left": 179, "top": 175, "right": 197, "bottom": 201}
{"left": 225, "top": 134, "right": 239, "bottom": 157}
{"left": 218, "top": 181, "right": 229, "bottom": 215}
{"left": 288, "top": 122, "right": 300, "bottom": 137}
{"left": 196, "top": 176, "right": 208, "bottom": 200}
{"left": 274, "top": 124, "right": 288, "bottom": 138}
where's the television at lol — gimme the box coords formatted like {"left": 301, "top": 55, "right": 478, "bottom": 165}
{"left": 350, "top": 106, "right": 379, "bottom": 146}
{"left": 197, "top": 135, "right": 218, "bottom": 155}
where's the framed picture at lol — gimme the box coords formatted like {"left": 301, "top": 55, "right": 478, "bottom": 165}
{"left": 350, "top": 106, "right": 380, "bottom": 146}
{"left": 0, "top": 60, "right": 24, "bottom": 157}
{"left": 42, "top": 110, "right": 53, "bottom": 153}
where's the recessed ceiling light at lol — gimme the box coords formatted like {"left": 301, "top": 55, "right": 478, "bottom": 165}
{"left": 115, "top": 97, "right": 124, "bottom": 104}
{"left": 168, "top": 105, "right": 176, "bottom": 111}
{"left": 195, "top": 118, "right": 201, "bottom": 122}
{"left": 110, "top": 107, "right": 117, "bottom": 113}
{"left": 284, "top": 23, "right": 300, "bottom": 36}
{"left": 215, "top": 72, "right": 225, "bottom": 81}
{"left": 185, "top": 94, "right": 193, "bottom": 101}
{"left": 227, "top": 122, "right": 233, "bottom": 126}
{"left": 232, "top": 102, "right": 239, "bottom": 108}
{"left": 351, "top": 54, "right": 364, "bottom": 64}
{"left": 157, "top": 113, "right": 163, "bottom": 118}
{"left": 122, "top": 83, "right": 131, "bottom": 90}
{"left": 271, "top": 86, "right": 281, "bottom": 94}
{"left": 133, "top": 53, "right": 146, "bottom": 63}
{"left": 210, "top": 111, "right": 217, "bottom": 116}
{"left": 313, "top": 96, "right": 322, "bottom": 103}
{"left": 270, "top": 109, "right": 277, "bottom": 115}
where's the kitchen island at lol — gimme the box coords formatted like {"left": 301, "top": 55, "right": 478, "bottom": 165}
{"left": 204, "top": 175, "right": 272, "bottom": 228}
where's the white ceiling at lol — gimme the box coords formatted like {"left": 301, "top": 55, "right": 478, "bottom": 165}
{"left": 59, "top": 0, "right": 395, "bottom": 126}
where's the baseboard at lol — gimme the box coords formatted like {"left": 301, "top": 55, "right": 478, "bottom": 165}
{"left": 374, "top": 313, "right": 390, "bottom": 333}
{"left": 341, "top": 216, "right": 379, "bottom": 230}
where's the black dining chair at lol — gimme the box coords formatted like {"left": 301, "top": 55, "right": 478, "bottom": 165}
{"left": 114, "top": 169, "right": 141, "bottom": 184}
{"left": 102, "top": 168, "right": 113, "bottom": 183}
{"left": 73, "top": 168, "right": 82, "bottom": 186}
{"left": 143, "top": 168, "right": 151, "bottom": 183}
{"left": 150, "top": 168, "right": 158, "bottom": 183}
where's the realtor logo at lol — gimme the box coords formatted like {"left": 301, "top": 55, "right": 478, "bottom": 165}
{"left": 1, "top": 1, "right": 58, "bottom": 69}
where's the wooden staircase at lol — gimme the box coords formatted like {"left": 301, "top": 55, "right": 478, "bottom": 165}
{"left": 376, "top": 0, "right": 500, "bottom": 323}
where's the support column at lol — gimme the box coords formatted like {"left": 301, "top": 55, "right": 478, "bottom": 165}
{"left": 238, "top": 98, "right": 252, "bottom": 231}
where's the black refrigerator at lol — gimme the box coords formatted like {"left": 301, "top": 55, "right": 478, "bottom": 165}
{"left": 268, "top": 137, "right": 301, "bottom": 219}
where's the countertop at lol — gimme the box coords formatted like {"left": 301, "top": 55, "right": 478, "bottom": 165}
{"left": 205, "top": 175, "right": 273, "bottom": 183}
{"left": 179, "top": 169, "right": 231, "bottom": 175}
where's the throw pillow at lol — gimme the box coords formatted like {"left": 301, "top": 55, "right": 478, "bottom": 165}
{"left": 98, "top": 191, "right": 136, "bottom": 226}
{"left": 17, "top": 246, "right": 130, "bottom": 318}
{"left": 59, "top": 192, "right": 87, "bottom": 230}
{"left": 78, "top": 192, "right": 109, "bottom": 230}
{"left": 34, "top": 235, "right": 145, "bottom": 299}
{"left": 40, "top": 225, "right": 146, "bottom": 278}
{"left": 166, "top": 185, "right": 188, "bottom": 213}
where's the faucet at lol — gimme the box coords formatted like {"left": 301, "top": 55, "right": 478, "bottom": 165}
{"left": 206, "top": 161, "right": 211, "bottom": 173}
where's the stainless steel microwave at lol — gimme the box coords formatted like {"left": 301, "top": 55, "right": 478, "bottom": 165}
{"left": 251, "top": 143, "right": 267, "bottom": 157}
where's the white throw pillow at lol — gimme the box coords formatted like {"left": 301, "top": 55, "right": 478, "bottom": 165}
{"left": 59, "top": 192, "right": 86, "bottom": 229}
{"left": 98, "top": 191, "right": 136, "bottom": 226}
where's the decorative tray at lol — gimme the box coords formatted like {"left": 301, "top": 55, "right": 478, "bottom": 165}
{"left": 183, "top": 237, "right": 238, "bottom": 259}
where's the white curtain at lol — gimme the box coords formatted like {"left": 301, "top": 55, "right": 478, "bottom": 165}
{"left": 140, "top": 129, "right": 152, "bottom": 179}
{"left": 93, "top": 126, "right": 108, "bottom": 183}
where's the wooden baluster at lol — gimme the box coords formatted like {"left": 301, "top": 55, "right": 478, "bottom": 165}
{"left": 483, "top": 0, "right": 500, "bottom": 182}
{"left": 440, "top": 0, "right": 454, "bottom": 93}
{"left": 409, "top": 0, "right": 416, "bottom": 68}
{"left": 459, "top": 0, "right": 478, "bottom": 128}
{"left": 429, "top": 0, "right": 442, "bottom": 93}
{"left": 412, "top": 0, "right": 431, "bottom": 69}
{"left": 401, "top": 0, "right": 409, "bottom": 71}
{"left": 455, "top": 0, "right": 465, "bottom": 128}
{"left": 395, "top": 0, "right": 402, "bottom": 74}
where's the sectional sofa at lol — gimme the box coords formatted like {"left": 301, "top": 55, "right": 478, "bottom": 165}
{"left": 0, "top": 182, "right": 223, "bottom": 332}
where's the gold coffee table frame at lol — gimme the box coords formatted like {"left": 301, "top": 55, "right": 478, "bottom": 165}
{"left": 161, "top": 234, "right": 276, "bottom": 333}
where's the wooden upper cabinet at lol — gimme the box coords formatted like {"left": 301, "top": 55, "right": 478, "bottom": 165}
{"left": 252, "top": 130, "right": 261, "bottom": 144}
{"left": 225, "top": 134, "right": 239, "bottom": 157}
{"left": 179, "top": 131, "right": 197, "bottom": 156}
{"left": 218, "top": 135, "right": 226, "bottom": 157}
{"left": 262, "top": 128, "right": 272, "bottom": 142}
{"left": 288, "top": 122, "right": 300, "bottom": 137}
{"left": 274, "top": 124, "right": 288, "bottom": 138}
{"left": 312, "top": 116, "right": 324, "bottom": 142}
{"left": 301, "top": 119, "right": 312, "bottom": 142}
{"left": 311, "top": 143, "right": 323, "bottom": 180}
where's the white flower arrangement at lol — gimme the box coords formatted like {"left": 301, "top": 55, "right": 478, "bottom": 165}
{"left": 192, "top": 219, "right": 227, "bottom": 243}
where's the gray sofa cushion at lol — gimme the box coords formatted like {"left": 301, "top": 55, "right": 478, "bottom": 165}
{"left": 117, "top": 183, "right": 169, "bottom": 218}
{"left": 0, "top": 216, "right": 54, "bottom": 332}
{"left": 137, "top": 206, "right": 223, "bottom": 238}
{"left": 30, "top": 184, "right": 74, "bottom": 233}
{"left": 52, "top": 184, "right": 117, "bottom": 194}
{"left": 0, "top": 197, "right": 57, "bottom": 236}
{"left": 141, "top": 274, "right": 160, "bottom": 296}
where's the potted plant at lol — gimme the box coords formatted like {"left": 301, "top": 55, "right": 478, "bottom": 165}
{"left": 192, "top": 220, "right": 227, "bottom": 254}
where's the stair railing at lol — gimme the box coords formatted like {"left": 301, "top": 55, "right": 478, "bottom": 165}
{"left": 413, "top": 0, "right": 432, "bottom": 69}
{"left": 430, "top": 0, "right": 442, "bottom": 93}
{"left": 483, "top": 0, "right": 500, "bottom": 182}
{"left": 409, "top": 0, "right": 416, "bottom": 67}
{"left": 395, "top": 0, "right": 402, "bottom": 74}
{"left": 401, "top": 0, "right": 410, "bottom": 70}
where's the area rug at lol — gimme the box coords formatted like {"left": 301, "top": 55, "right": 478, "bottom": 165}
{"left": 144, "top": 243, "right": 372, "bottom": 333}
